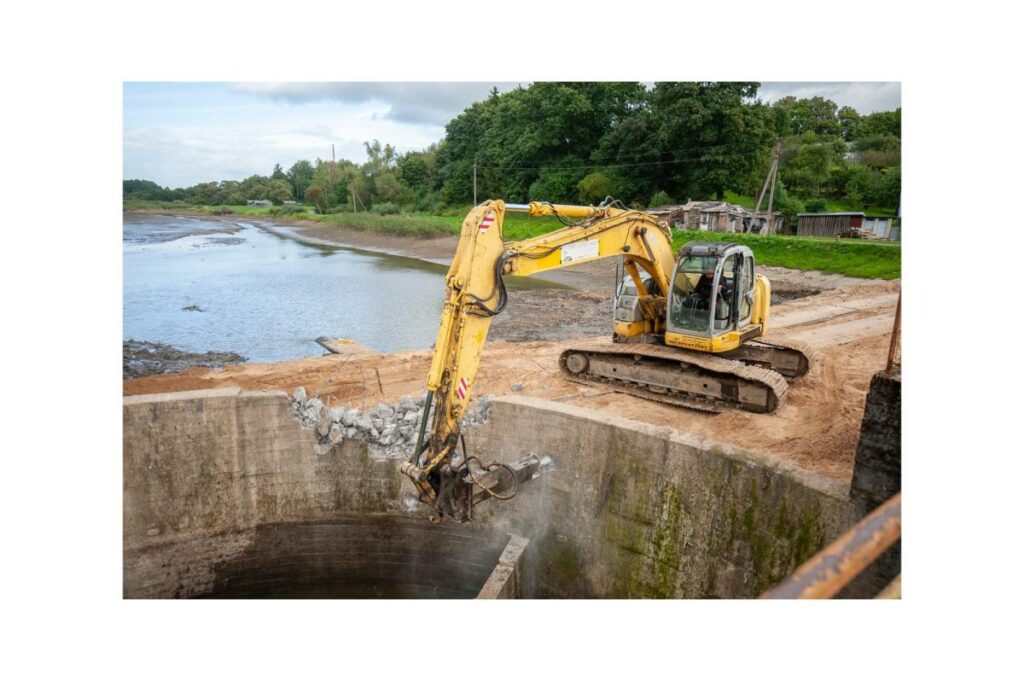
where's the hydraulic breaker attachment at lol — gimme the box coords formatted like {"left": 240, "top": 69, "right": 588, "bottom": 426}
{"left": 400, "top": 452, "right": 552, "bottom": 523}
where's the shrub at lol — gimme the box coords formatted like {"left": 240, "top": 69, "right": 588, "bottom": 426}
{"left": 648, "top": 190, "right": 676, "bottom": 208}
{"left": 269, "top": 204, "right": 308, "bottom": 217}
{"left": 371, "top": 202, "right": 401, "bottom": 215}
{"left": 577, "top": 172, "right": 616, "bottom": 205}
{"left": 804, "top": 198, "right": 828, "bottom": 213}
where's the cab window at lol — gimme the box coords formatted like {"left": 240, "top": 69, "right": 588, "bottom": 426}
{"left": 669, "top": 255, "right": 717, "bottom": 332}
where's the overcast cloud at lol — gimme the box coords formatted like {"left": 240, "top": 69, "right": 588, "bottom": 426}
{"left": 229, "top": 82, "right": 522, "bottom": 125}
{"left": 125, "top": 82, "right": 900, "bottom": 188}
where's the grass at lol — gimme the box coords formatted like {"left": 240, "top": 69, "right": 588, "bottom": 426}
{"left": 671, "top": 230, "right": 901, "bottom": 280}
{"left": 125, "top": 199, "right": 900, "bottom": 279}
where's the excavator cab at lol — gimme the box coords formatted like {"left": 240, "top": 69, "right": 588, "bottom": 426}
{"left": 666, "top": 243, "right": 758, "bottom": 349}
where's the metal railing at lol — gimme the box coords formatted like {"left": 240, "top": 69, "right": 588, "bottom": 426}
{"left": 760, "top": 493, "right": 901, "bottom": 599}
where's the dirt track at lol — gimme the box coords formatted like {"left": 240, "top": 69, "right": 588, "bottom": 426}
{"left": 124, "top": 280, "right": 900, "bottom": 482}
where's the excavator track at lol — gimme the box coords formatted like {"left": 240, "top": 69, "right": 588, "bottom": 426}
{"left": 720, "top": 334, "right": 816, "bottom": 379}
{"left": 558, "top": 342, "right": 790, "bottom": 414}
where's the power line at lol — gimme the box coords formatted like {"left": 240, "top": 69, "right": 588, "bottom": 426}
{"left": 476, "top": 150, "right": 765, "bottom": 173}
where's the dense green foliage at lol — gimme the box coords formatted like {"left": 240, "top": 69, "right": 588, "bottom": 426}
{"left": 124, "top": 82, "right": 900, "bottom": 228}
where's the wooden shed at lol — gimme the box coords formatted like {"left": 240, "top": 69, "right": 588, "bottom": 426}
{"left": 797, "top": 212, "right": 865, "bottom": 237}
{"left": 797, "top": 212, "right": 900, "bottom": 240}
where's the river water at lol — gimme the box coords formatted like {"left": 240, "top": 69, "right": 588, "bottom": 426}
{"left": 124, "top": 214, "right": 476, "bottom": 362}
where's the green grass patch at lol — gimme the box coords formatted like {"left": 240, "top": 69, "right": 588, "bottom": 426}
{"left": 671, "top": 230, "right": 901, "bottom": 280}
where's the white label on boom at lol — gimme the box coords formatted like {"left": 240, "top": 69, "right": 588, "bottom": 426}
{"left": 561, "top": 239, "right": 599, "bottom": 264}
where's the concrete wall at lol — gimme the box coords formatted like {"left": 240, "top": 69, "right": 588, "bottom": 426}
{"left": 466, "top": 396, "right": 860, "bottom": 598}
{"left": 124, "top": 388, "right": 865, "bottom": 598}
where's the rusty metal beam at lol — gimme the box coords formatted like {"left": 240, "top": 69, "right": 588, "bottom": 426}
{"left": 887, "top": 293, "right": 902, "bottom": 374}
{"left": 760, "top": 493, "right": 901, "bottom": 599}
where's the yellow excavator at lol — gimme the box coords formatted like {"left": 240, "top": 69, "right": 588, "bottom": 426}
{"left": 401, "top": 199, "right": 812, "bottom": 520}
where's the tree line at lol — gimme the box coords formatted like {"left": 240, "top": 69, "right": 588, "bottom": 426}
{"left": 124, "top": 82, "right": 901, "bottom": 221}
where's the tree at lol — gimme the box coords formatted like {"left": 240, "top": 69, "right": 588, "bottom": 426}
{"left": 649, "top": 82, "right": 774, "bottom": 200}
{"left": 266, "top": 179, "right": 293, "bottom": 205}
{"left": 271, "top": 163, "right": 287, "bottom": 181}
{"left": 287, "top": 160, "right": 314, "bottom": 200}
{"left": 577, "top": 172, "right": 616, "bottom": 204}
{"left": 772, "top": 96, "right": 841, "bottom": 137}
{"left": 837, "top": 106, "right": 862, "bottom": 141}
{"left": 861, "top": 108, "right": 901, "bottom": 138}
{"left": 304, "top": 186, "right": 324, "bottom": 213}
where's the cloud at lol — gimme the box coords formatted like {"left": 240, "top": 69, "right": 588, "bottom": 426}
{"left": 757, "top": 82, "right": 900, "bottom": 114}
{"left": 228, "top": 82, "right": 520, "bottom": 125}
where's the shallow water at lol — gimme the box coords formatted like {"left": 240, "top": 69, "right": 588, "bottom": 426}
{"left": 123, "top": 214, "right": 502, "bottom": 362}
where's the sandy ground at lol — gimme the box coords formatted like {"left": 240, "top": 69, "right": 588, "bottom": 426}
{"left": 124, "top": 279, "right": 901, "bottom": 482}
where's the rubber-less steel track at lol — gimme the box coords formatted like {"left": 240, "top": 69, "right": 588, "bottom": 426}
{"left": 721, "top": 335, "right": 816, "bottom": 379}
{"left": 558, "top": 342, "right": 791, "bottom": 414}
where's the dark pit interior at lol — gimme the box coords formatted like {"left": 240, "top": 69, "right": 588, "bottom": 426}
{"left": 200, "top": 515, "right": 511, "bottom": 599}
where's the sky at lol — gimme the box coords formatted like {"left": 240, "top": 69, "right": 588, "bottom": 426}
{"left": 123, "top": 82, "right": 901, "bottom": 188}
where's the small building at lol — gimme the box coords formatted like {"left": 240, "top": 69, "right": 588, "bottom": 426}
{"left": 246, "top": 199, "right": 272, "bottom": 207}
{"left": 797, "top": 212, "right": 899, "bottom": 240}
{"left": 282, "top": 200, "right": 297, "bottom": 206}
{"left": 648, "top": 200, "right": 783, "bottom": 235}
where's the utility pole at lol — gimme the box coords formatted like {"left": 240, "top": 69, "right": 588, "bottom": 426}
{"left": 473, "top": 159, "right": 478, "bottom": 206}
{"left": 332, "top": 144, "right": 336, "bottom": 162}
{"left": 753, "top": 140, "right": 782, "bottom": 234}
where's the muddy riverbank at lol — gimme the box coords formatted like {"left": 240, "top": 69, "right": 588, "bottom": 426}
{"left": 123, "top": 340, "right": 246, "bottom": 379}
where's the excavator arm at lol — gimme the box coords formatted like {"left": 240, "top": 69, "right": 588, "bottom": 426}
{"left": 400, "top": 199, "right": 676, "bottom": 521}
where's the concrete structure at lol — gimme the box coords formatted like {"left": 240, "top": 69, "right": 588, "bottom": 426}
{"left": 246, "top": 199, "right": 272, "bottom": 207}
{"left": 124, "top": 388, "right": 892, "bottom": 598}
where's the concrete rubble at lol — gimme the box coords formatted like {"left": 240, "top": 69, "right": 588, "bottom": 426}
{"left": 289, "top": 386, "right": 493, "bottom": 458}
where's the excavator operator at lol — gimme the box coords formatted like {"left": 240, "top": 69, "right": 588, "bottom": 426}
{"left": 693, "top": 266, "right": 721, "bottom": 308}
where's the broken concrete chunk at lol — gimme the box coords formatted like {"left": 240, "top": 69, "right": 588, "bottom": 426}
{"left": 398, "top": 395, "right": 416, "bottom": 412}
{"left": 292, "top": 386, "right": 307, "bottom": 404}
{"left": 303, "top": 397, "right": 324, "bottom": 421}
{"left": 510, "top": 383, "right": 524, "bottom": 392}
{"left": 373, "top": 403, "right": 395, "bottom": 419}
{"left": 328, "top": 423, "right": 345, "bottom": 445}
{"left": 378, "top": 424, "right": 399, "bottom": 446}
{"left": 341, "top": 408, "right": 359, "bottom": 427}
{"left": 316, "top": 409, "right": 333, "bottom": 437}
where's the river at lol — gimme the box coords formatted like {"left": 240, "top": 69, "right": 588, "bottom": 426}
{"left": 124, "top": 213, "right": 470, "bottom": 362}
